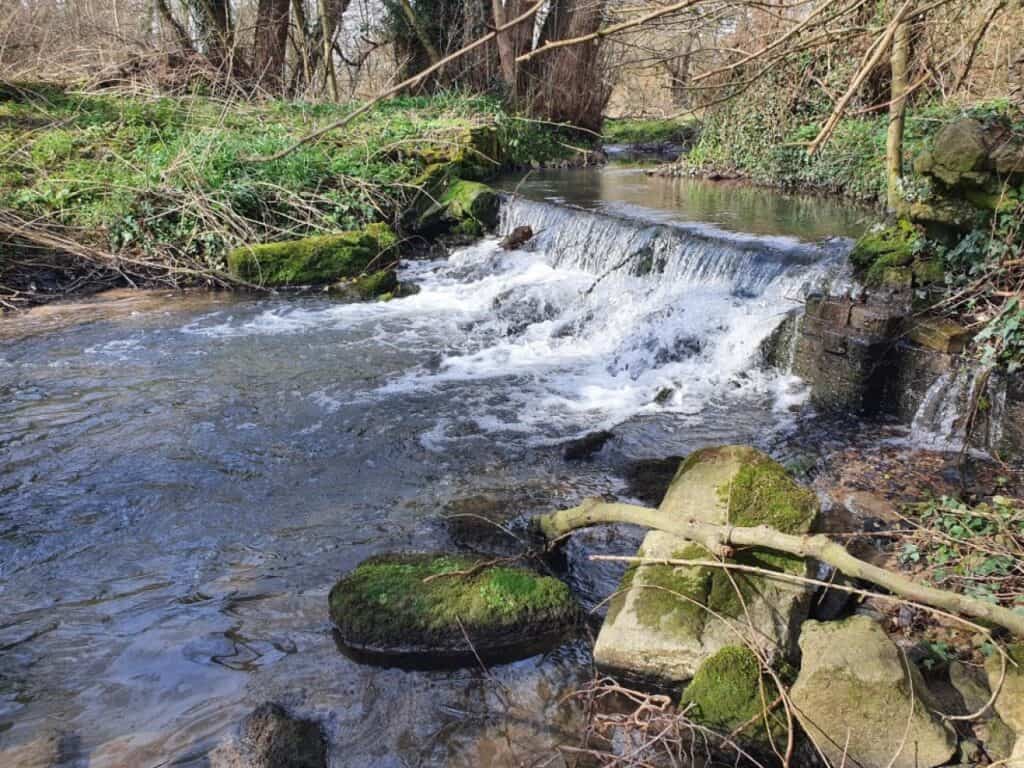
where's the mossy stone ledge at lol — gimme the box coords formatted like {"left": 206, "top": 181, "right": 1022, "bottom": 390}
{"left": 227, "top": 223, "right": 397, "bottom": 287}
{"left": 328, "top": 553, "right": 579, "bottom": 667}
{"left": 593, "top": 445, "right": 818, "bottom": 684}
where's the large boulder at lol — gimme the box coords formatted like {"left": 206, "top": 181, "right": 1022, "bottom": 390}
{"left": 227, "top": 223, "right": 396, "bottom": 287}
{"left": 915, "top": 119, "right": 990, "bottom": 188}
{"left": 329, "top": 553, "right": 578, "bottom": 667}
{"left": 986, "top": 644, "right": 1024, "bottom": 766}
{"left": 593, "top": 445, "right": 818, "bottom": 683}
{"left": 790, "top": 617, "right": 957, "bottom": 768}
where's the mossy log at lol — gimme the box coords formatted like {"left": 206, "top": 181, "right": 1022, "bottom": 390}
{"left": 535, "top": 498, "right": 1024, "bottom": 638}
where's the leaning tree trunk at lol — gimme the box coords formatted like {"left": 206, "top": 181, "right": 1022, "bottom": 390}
{"left": 254, "top": 0, "right": 292, "bottom": 91}
{"left": 886, "top": 13, "right": 910, "bottom": 213}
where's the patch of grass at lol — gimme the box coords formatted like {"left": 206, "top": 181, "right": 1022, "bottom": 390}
{"left": 0, "top": 86, "right": 563, "bottom": 274}
{"left": 602, "top": 117, "right": 696, "bottom": 145}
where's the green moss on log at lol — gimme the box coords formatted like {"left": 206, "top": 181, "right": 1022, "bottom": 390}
{"left": 329, "top": 554, "right": 577, "bottom": 651}
{"left": 228, "top": 223, "right": 397, "bottom": 286}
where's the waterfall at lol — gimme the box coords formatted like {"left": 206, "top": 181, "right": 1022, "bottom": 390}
{"left": 909, "top": 365, "right": 1004, "bottom": 452}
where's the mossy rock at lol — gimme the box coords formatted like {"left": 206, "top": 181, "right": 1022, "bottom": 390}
{"left": 681, "top": 646, "right": 786, "bottom": 746}
{"left": 593, "top": 446, "right": 818, "bottom": 683}
{"left": 329, "top": 553, "right": 578, "bottom": 667}
{"left": 409, "top": 173, "right": 499, "bottom": 237}
{"left": 228, "top": 223, "right": 397, "bottom": 286}
{"left": 849, "top": 220, "right": 920, "bottom": 285}
{"left": 916, "top": 119, "right": 989, "bottom": 188}
{"left": 791, "top": 617, "right": 957, "bottom": 768}
{"left": 328, "top": 268, "right": 399, "bottom": 301}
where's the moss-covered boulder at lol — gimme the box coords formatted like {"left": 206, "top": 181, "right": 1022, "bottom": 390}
{"left": 915, "top": 119, "right": 990, "bottom": 188}
{"left": 790, "top": 617, "right": 956, "bottom": 768}
{"left": 409, "top": 172, "right": 500, "bottom": 238}
{"left": 681, "top": 646, "right": 786, "bottom": 746}
{"left": 329, "top": 553, "right": 578, "bottom": 667}
{"left": 593, "top": 445, "right": 818, "bottom": 683}
{"left": 849, "top": 219, "right": 921, "bottom": 287}
{"left": 227, "top": 223, "right": 397, "bottom": 286}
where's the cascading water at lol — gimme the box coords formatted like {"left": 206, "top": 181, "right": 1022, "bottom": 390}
{"left": 378, "top": 196, "right": 848, "bottom": 441}
{"left": 909, "top": 365, "right": 1006, "bottom": 452}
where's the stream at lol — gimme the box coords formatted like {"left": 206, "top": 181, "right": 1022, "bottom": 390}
{"left": 0, "top": 168, "right": 870, "bottom": 766}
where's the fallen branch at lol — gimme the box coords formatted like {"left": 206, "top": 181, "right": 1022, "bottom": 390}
{"left": 535, "top": 498, "right": 1024, "bottom": 637}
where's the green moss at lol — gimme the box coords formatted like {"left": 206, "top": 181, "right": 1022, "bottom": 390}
{"left": 850, "top": 219, "right": 919, "bottom": 272}
{"left": 441, "top": 179, "right": 499, "bottom": 230}
{"left": 352, "top": 268, "right": 398, "bottom": 298}
{"left": 681, "top": 646, "right": 784, "bottom": 742}
{"left": 724, "top": 455, "right": 818, "bottom": 535}
{"left": 328, "top": 554, "right": 577, "bottom": 648}
{"left": 631, "top": 544, "right": 711, "bottom": 638}
{"left": 602, "top": 118, "right": 696, "bottom": 145}
{"left": 227, "top": 223, "right": 396, "bottom": 286}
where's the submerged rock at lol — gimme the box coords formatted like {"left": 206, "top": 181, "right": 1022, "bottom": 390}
{"left": 593, "top": 445, "right": 818, "bottom": 683}
{"left": 790, "top": 617, "right": 956, "bottom": 768}
{"left": 212, "top": 702, "right": 327, "bottom": 768}
{"left": 227, "top": 223, "right": 397, "bottom": 287}
{"left": 562, "top": 430, "right": 614, "bottom": 461}
{"left": 622, "top": 456, "right": 684, "bottom": 506}
{"left": 329, "top": 553, "right": 578, "bottom": 666}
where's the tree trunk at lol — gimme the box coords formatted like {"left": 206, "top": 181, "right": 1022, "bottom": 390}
{"left": 886, "top": 14, "right": 910, "bottom": 213}
{"left": 317, "top": 0, "right": 338, "bottom": 100}
{"left": 254, "top": 0, "right": 292, "bottom": 90}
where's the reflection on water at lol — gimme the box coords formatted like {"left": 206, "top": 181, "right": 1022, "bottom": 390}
{"left": 0, "top": 174, "right": 862, "bottom": 766}
{"left": 495, "top": 166, "right": 870, "bottom": 242}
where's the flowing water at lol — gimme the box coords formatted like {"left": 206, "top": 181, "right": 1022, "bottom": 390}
{"left": 0, "top": 169, "right": 868, "bottom": 767}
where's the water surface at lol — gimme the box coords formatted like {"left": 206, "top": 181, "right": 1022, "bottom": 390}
{"left": 1, "top": 174, "right": 865, "bottom": 766}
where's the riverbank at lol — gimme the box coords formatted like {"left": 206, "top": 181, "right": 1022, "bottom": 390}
{"left": 0, "top": 84, "right": 589, "bottom": 309}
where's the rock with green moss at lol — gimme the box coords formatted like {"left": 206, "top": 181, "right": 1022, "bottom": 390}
{"left": 985, "top": 643, "right": 1024, "bottom": 765}
{"left": 329, "top": 268, "right": 399, "bottom": 301}
{"left": 593, "top": 445, "right": 818, "bottom": 683}
{"left": 790, "top": 616, "right": 956, "bottom": 768}
{"left": 328, "top": 553, "right": 578, "bottom": 666}
{"left": 849, "top": 219, "right": 921, "bottom": 286}
{"left": 228, "top": 223, "right": 397, "bottom": 286}
{"left": 410, "top": 173, "right": 500, "bottom": 238}
{"left": 914, "top": 119, "right": 990, "bottom": 188}
{"left": 681, "top": 646, "right": 786, "bottom": 745}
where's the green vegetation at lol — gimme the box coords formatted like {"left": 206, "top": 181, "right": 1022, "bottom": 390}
{"left": 898, "top": 496, "right": 1024, "bottom": 608}
{"left": 681, "top": 646, "right": 785, "bottom": 742}
{"left": 227, "top": 223, "right": 396, "bottom": 286}
{"left": 0, "top": 85, "right": 574, "bottom": 278}
{"left": 849, "top": 219, "right": 922, "bottom": 287}
{"left": 602, "top": 117, "right": 697, "bottom": 146}
{"left": 684, "top": 99, "right": 1016, "bottom": 203}
{"left": 328, "top": 554, "right": 578, "bottom": 648}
